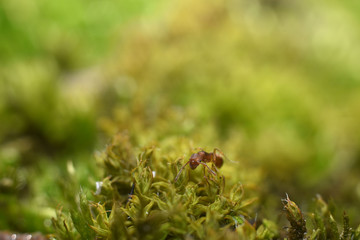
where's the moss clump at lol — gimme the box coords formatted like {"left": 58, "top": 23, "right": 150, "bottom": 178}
{"left": 282, "top": 194, "right": 306, "bottom": 239}
{"left": 51, "top": 133, "right": 360, "bottom": 239}
{"left": 52, "top": 133, "right": 277, "bottom": 239}
{"left": 282, "top": 195, "right": 360, "bottom": 240}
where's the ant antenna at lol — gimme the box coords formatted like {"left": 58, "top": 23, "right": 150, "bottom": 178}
{"left": 174, "top": 160, "right": 190, "bottom": 182}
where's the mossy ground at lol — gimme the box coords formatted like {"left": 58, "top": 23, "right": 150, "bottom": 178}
{"left": 51, "top": 133, "right": 360, "bottom": 239}
{"left": 2, "top": 0, "right": 360, "bottom": 239}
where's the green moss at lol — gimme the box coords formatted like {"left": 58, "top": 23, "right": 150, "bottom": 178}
{"left": 51, "top": 134, "right": 360, "bottom": 239}
{"left": 282, "top": 195, "right": 360, "bottom": 240}
{"left": 282, "top": 194, "right": 306, "bottom": 240}
{"left": 3, "top": 0, "right": 360, "bottom": 237}
{"left": 51, "top": 133, "right": 360, "bottom": 239}
{"left": 51, "top": 133, "right": 265, "bottom": 239}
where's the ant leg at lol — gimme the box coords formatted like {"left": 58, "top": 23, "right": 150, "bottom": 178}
{"left": 213, "top": 147, "right": 238, "bottom": 164}
{"left": 213, "top": 148, "right": 224, "bottom": 158}
{"left": 174, "top": 160, "right": 190, "bottom": 182}
{"left": 199, "top": 162, "right": 216, "bottom": 176}
{"left": 211, "top": 165, "right": 219, "bottom": 172}
{"left": 191, "top": 147, "right": 205, "bottom": 153}
{"left": 126, "top": 182, "right": 136, "bottom": 204}
{"left": 202, "top": 165, "right": 211, "bottom": 185}
{"left": 220, "top": 174, "right": 225, "bottom": 194}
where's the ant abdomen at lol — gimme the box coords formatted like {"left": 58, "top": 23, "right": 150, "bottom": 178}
{"left": 214, "top": 155, "right": 223, "bottom": 168}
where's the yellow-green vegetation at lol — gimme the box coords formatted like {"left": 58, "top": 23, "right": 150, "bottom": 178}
{"left": 51, "top": 134, "right": 360, "bottom": 239}
{"left": 52, "top": 133, "right": 263, "bottom": 239}
{"left": 2, "top": 0, "right": 360, "bottom": 239}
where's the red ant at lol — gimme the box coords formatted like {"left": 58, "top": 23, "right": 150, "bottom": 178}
{"left": 174, "top": 148, "right": 226, "bottom": 182}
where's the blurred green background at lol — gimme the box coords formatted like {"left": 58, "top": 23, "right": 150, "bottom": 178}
{"left": 1, "top": 0, "right": 360, "bottom": 234}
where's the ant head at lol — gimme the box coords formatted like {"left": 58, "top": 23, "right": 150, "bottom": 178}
{"left": 189, "top": 159, "right": 199, "bottom": 169}
{"left": 189, "top": 153, "right": 201, "bottom": 169}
